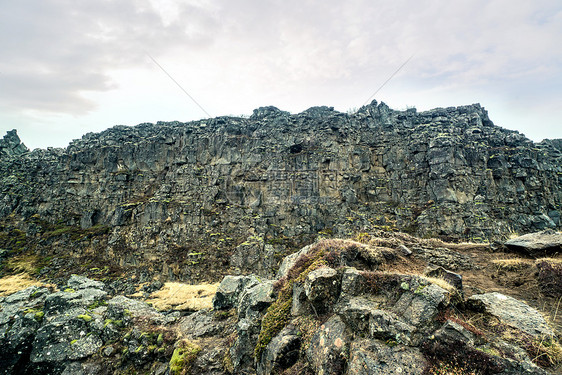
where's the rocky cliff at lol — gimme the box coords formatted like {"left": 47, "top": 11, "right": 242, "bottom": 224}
{"left": 0, "top": 101, "right": 561, "bottom": 283}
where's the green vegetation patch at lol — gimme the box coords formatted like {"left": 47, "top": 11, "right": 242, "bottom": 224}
{"left": 169, "top": 339, "right": 201, "bottom": 375}
{"left": 77, "top": 314, "right": 93, "bottom": 322}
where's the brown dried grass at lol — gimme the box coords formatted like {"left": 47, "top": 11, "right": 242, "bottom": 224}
{"left": 0, "top": 273, "right": 45, "bottom": 296}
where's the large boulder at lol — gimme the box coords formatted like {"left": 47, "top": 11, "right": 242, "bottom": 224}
{"left": 304, "top": 267, "right": 340, "bottom": 314}
{"left": 468, "top": 292, "right": 555, "bottom": 338}
{"left": 504, "top": 230, "right": 562, "bottom": 257}
{"left": 257, "top": 325, "right": 301, "bottom": 375}
{"left": 212, "top": 275, "right": 260, "bottom": 310}
{"left": 237, "top": 280, "right": 275, "bottom": 322}
{"left": 393, "top": 283, "right": 450, "bottom": 328}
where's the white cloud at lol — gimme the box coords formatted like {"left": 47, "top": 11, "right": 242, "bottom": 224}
{"left": 1, "top": 0, "right": 561, "bottom": 149}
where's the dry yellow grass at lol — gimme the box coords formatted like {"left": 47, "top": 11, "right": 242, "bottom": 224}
{"left": 536, "top": 258, "right": 562, "bottom": 265}
{"left": 0, "top": 273, "right": 44, "bottom": 297}
{"left": 145, "top": 282, "right": 218, "bottom": 311}
{"left": 492, "top": 258, "right": 533, "bottom": 271}
{"left": 420, "top": 275, "right": 458, "bottom": 294}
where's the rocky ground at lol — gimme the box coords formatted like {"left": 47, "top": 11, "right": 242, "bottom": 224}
{"left": 1, "top": 230, "right": 561, "bottom": 374}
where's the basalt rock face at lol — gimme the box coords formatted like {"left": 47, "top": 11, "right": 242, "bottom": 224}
{"left": 1, "top": 101, "right": 561, "bottom": 282}
{"left": 0, "top": 129, "right": 28, "bottom": 158}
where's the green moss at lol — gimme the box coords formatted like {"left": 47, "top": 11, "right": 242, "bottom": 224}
{"left": 385, "top": 339, "right": 398, "bottom": 347}
{"left": 77, "top": 314, "right": 93, "bottom": 322}
{"left": 254, "top": 241, "right": 332, "bottom": 360}
{"left": 169, "top": 340, "right": 201, "bottom": 375}
{"left": 88, "top": 300, "right": 108, "bottom": 310}
{"left": 104, "top": 319, "right": 124, "bottom": 328}
{"left": 254, "top": 292, "right": 293, "bottom": 360}
{"left": 35, "top": 311, "right": 44, "bottom": 321}
{"left": 24, "top": 308, "right": 44, "bottom": 321}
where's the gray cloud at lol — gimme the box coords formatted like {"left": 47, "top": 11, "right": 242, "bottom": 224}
{"left": 0, "top": 0, "right": 219, "bottom": 113}
{"left": 1, "top": 0, "right": 561, "bottom": 147}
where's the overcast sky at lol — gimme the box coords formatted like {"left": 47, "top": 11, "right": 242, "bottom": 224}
{"left": 1, "top": 0, "right": 561, "bottom": 150}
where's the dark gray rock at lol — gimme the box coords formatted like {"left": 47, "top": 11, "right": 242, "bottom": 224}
{"left": 179, "top": 309, "right": 220, "bottom": 338}
{"left": 306, "top": 315, "right": 350, "bottom": 375}
{"left": 290, "top": 281, "right": 310, "bottom": 316}
{"left": 340, "top": 267, "right": 365, "bottom": 297}
{"left": 230, "top": 236, "right": 279, "bottom": 278}
{"left": 0, "top": 129, "right": 28, "bottom": 158}
{"left": 237, "top": 279, "right": 275, "bottom": 322}
{"left": 304, "top": 266, "right": 340, "bottom": 314}
{"left": 67, "top": 275, "right": 105, "bottom": 290}
{"left": 337, "top": 296, "right": 379, "bottom": 333}
{"left": 257, "top": 325, "right": 301, "bottom": 375}
{"left": 347, "top": 339, "right": 427, "bottom": 375}
{"left": 107, "top": 295, "right": 168, "bottom": 323}
{"left": 192, "top": 346, "right": 227, "bottom": 375}
{"left": 414, "top": 247, "right": 475, "bottom": 270}
{"left": 429, "top": 320, "right": 549, "bottom": 375}
{"left": 0, "top": 276, "right": 176, "bottom": 375}
{"left": 432, "top": 320, "right": 478, "bottom": 347}
{"left": 230, "top": 318, "right": 261, "bottom": 371}
{"left": 44, "top": 288, "right": 107, "bottom": 316}
{"left": 30, "top": 317, "right": 102, "bottom": 363}
{"left": 213, "top": 275, "right": 260, "bottom": 310}
{"left": 369, "top": 310, "right": 416, "bottom": 346}
{"left": 393, "top": 283, "right": 449, "bottom": 328}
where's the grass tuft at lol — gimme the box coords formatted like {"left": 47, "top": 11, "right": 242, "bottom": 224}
{"left": 491, "top": 258, "right": 532, "bottom": 271}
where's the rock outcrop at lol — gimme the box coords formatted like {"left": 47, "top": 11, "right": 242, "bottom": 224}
{"left": 211, "top": 239, "right": 556, "bottom": 375}
{"left": 0, "top": 129, "right": 28, "bottom": 158}
{"left": 504, "top": 230, "right": 562, "bottom": 257}
{"left": 1, "top": 237, "right": 560, "bottom": 374}
{"left": 0, "top": 276, "right": 199, "bottom": 375}
{"left": 0, "top": 101, "right": 561, "bottom": 282}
